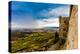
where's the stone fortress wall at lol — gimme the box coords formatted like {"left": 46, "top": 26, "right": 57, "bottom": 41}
{"left": 59, "top": 5, "right": 78, "bottom": 49}
{"left": 66, "top": 5, "right": 78, "bottom": 49}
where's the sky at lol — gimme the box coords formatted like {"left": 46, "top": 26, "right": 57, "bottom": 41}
{"left": 10, "top": 1, "right": 70, "bottom": 29}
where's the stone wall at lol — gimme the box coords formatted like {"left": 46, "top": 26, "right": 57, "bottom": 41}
{"left": 66, "top": 5, "right": 78, "bottom": 49}
{"left": 59, "top": 5, "right": 78, "bottom": 49}
{"left": 59, "top": 16, "right": 69, "bottom": 38}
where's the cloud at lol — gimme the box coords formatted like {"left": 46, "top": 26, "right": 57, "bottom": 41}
{"left": 38, "top": 9, "right": 50, "bottom": 17}
{"left": 38, "top": 5, "right": 70, "bottom": 18}
{"left": 11, "top": 17, "right": 59, "bottom": 29}
{"left": 11, "top": 22, "right": 30, "bottom": 29}
{"left": 11, "top": 21, "right": 38, "bottom": 29}
{"left": 49, "top": 6, "right": 70, "bottom": 17}
{"left": 36, "top": 17, "right": 59, "bottom": 28}
{"left": 11, "top": 5, "right": 70, "bottom": 29}
{"left": 36, "top": 6, "right": 70, "bottom": 28}
{"left": 11, "top": 22, "right": 24, "bottom": 29}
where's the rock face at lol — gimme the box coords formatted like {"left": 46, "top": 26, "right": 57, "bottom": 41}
{"left": 66, "top": 5, "right": 78, "bottom": 49}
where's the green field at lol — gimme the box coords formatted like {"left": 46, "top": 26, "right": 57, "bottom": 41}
{"left": 10, "top": 31, "right": 59, "bottom": 53}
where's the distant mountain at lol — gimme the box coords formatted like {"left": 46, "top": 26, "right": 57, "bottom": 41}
{"left": 43, "top": 27, "right": 59, "bottom": 30}
{"left": 11, "top": 27, "right": 59, "bottom": 33}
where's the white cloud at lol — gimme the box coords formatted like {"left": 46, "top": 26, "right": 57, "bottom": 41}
{"left": 36, "top": 6, "right": 70, "bottom": 28}
{"left": 11, "top": 22, "right": 38, "bottom": 29}
{"left": 11, "top": 6, "right": 70, "bottom": 29}
{"left": 49, "top": 6, "right": 70, "bottom": 17}
{"left": 11, "top": 17, "right": 59, "bottom": 29}
{"left": 36, "top": 17, "right": 59, "bottom": 28}
{"left": 39, "top": 9, "right": 50, "bottom": 17}
{"left": 38, "top": 5, "right": 70, "bottom": 19}
{"left": 11, "top": 22, "right": 24, "bottom": 29}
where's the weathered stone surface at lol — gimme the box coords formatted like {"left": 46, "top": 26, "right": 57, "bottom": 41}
{"left": 59, "top": 5, "right": 78, "bottom": 49}
{"left": 66, "top": 5, "right": 78, "bottom": 49}
{"left": 59, "top": 16, "right": 69, "bottom": 38}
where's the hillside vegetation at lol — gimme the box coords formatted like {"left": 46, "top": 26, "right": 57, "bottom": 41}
{"left": 10, "top": 32, "right": 59, "bottom": 53}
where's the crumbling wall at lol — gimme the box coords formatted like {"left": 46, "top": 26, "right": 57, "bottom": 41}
{"left": 59, "top": 16, "right": 69, "bottom": 38}
{"left": 59, "top": 16, "right": 69, "bottom": 49}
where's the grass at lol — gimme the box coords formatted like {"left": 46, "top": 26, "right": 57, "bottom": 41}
{"left": 10, "top": 32, "right": 59, "bottom": 53}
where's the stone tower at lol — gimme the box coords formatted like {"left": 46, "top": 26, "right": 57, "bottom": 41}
{"left": 59, "top": 16, "right": 69, "bottom": 38}
{"left": 59, "top": 5, "right": 78, "bottom": 49}
{"left": 66, "top": 5, "right": 78, "bottom": 49}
